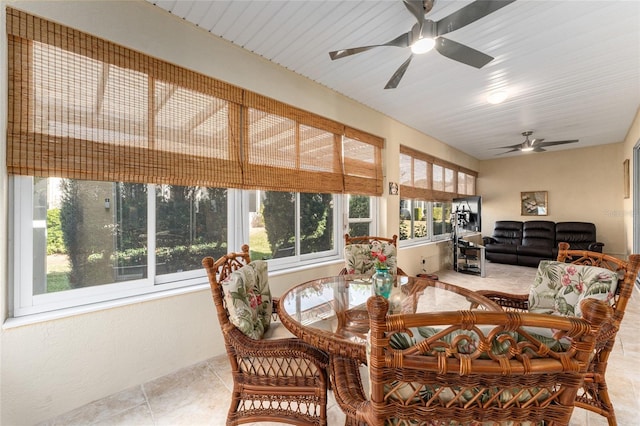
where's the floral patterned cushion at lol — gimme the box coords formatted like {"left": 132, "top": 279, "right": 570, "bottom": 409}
{"left": 528, "top": 260, "right": 618, "bottom": 317}
{"left": 222, "top": 260, "right": 272, "bottom": 339}
{"left": 389, "top": 326, "right": 567, "bottom": 360}
{"left": 344, "top": 242, "right": 398, "bottom": 275}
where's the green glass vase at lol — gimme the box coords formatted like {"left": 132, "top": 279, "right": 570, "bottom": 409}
{"left": 373, "top": 268, "right": 393, "bottom": 299}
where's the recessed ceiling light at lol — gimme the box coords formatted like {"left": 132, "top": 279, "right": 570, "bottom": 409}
{"left": 487, "top": 90, "right": 508, "bottom": 104}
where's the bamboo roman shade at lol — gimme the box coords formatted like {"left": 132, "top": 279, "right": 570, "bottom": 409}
{"left": 7, "top": 8, "right": 243, "bottom": 188}
{"left": 242, "top": 91, "right": 344, "bottom": 193}
{"left": 343, "top": 128, "right": 384, "bottom": 196}
{"left": 6, "top": 8, "right": 383, "bottom": 196}
{"left": 399, "top": 145, "right": 477, "bottom": 201}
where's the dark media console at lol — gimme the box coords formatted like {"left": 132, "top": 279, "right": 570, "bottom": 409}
{"left": 451, "top": 196, "right": 485, "bottom": 277}
{"left": 453, "top": 238, "right": 485, "bottom": 277}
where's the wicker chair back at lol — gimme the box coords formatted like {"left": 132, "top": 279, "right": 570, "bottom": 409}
{"left": 202, "top": 245, "right": 329, "bottom": 425}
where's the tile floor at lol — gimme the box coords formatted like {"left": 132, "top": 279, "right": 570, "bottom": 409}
{"left": 40, "top": 262, "right": 640, "bottom": 426}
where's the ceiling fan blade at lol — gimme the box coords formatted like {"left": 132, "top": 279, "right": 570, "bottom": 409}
{"left": 385, "top": 54, "right": 413, "bottom": 89}
{"left": 435, "top": 37, "right": 494, "bottom": 68}
{"left": 532, "top": 147, "right": 547, "bottom": 152}
{"left": 538, "top": 139, "right": 579, "bottom": 147}
{"left": 402, "top": 0, "right": 425, "bottom": 25}
{"left": 436, "top": 0, "right": 517, "bottom": 36}
{"left": 492, "top": 143, "right": 522, "bottom": 149}
{"left": 329, "top": 32, "right": 410, "bottom": 60}
{"left": 496, "top": 148, "right": 520, "bottom": 155}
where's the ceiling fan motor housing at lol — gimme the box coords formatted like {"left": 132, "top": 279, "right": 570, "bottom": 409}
{"left": 411, "top": 20, "right": 437, "bottom": 45}
{"left": 422, "top": 0, "right": 435, "bottom": 14}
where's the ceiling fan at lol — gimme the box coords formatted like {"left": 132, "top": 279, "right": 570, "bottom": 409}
{"left": 328, "top": 0, "right": 516, "bottom": 89}
{"left": 495, "top": 131, "right": 579, "bottom": 154}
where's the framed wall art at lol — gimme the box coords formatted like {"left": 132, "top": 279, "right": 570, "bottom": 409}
{"left": 521, "top": 191, "right": 548, "bottom": 216}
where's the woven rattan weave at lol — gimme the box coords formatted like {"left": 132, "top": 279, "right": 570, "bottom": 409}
{"left": 473, "top": 242, "right": 640, "bottom": 426}
{"left": 202, "top": 245, "right": 329, "bottom": 425}
{"left": 331, "top": 295, "right": 609, "bottom": 426}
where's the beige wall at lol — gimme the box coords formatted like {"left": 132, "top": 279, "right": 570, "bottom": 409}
{"left": 478, "top": 143, "right": 626, "bottom": 258}
{"left": 0, "top": 1, "right": 477, "bottom": 424}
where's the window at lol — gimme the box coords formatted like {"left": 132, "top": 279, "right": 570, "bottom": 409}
{"left": 399, "top": 199, "right": 429, "bottom": 241}
{"left": 14, "top": 177, "right": 231, "bottom": 315}
{"left": 398, "top": 145, "right": 477, "bottom": 245}
{"left": 399, "top": 200, "right": 452, "bottom": 242}
{"left": 432, "top": 201, "right": 453, "bottom": 239}
{"left": 13, "top": 177, "right": 350, "bottom": 316}
{"left": 346, "top": 195, "right": 375, "bottom": 237}
{"left": 248, "top": 190, "right": 338, "bottom": 262}
{"left": 7, "top": 9, "right": 385, "bottom": 317}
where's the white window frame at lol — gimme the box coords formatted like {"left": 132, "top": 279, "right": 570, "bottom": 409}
{"left": 10, "top": 177, "right": 358, "bottom": 317}
{"left": 345, "top": 195, "right": 378, "bottom": 237}
{"left": 399, "top": 200, "right": 453, "bottom": 247}
{"left": 431, "top": 201, "right": 453, "bottom": 242}
{"left": 399, "top": 199, "right": 430, "bottom": 247}
{"left": 265, "top": 192, "right": 343, "bottom": 270}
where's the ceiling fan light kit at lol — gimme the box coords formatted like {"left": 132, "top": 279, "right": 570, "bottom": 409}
{"left": 328, "top": 0, "right": 517, "bottom": 89}
{"left": 411, "top": 37, "right": 436, "bottom": 54}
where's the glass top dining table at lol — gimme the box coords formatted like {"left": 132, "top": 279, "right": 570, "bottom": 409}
{"left": 277, "top": 275, "right": 501, "bottom": 363}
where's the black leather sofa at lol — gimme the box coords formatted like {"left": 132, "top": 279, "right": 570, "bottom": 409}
{"left": 483, "top": 221, "right": 604, "bottom": 267}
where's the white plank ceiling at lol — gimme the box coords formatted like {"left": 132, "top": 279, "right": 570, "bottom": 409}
{"left": 146, "top": 0, "right": 640, "bottom": 160}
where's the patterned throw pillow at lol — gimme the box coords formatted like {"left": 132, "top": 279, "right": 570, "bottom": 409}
{"left": 528, "top": 260, "right": 618, "bottom": 317}
{"left": 222, "top": 260, "right": 272, "bottom": 339}
{"left": 344, "top": 242, "right": 398, "bottom": 275}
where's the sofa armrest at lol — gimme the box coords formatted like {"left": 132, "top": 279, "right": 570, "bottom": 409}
{"left": 482, "top": 236, "right": 497, "bottom": 245}
{"left": 588, "top": 242, "right": 604, "bottom": 252}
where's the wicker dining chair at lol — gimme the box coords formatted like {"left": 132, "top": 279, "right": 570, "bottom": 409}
{"left": 202, "top": 245, "right": 329, "bottom": 426}
{"left": 472, "top": 242, "right": 640, "bottom": 426}
{"left": 331, "top": 295, "right": 611, "bottom": 426}
{"left": 340, "top": 234, "right": 407, "bottom": 276}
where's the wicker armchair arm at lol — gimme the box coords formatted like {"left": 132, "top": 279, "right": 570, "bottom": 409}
{"left": 330, "top": 356, "right": 370, "bottom": 425}
{"left": 228, "top": 328, "right": 329, "bottom": 368}
{"left": 471, "top": 290, "right": 529, "bottom": 311}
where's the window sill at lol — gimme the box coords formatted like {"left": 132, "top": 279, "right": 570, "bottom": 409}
{"left": 4, "top": 258, "right": 346, "bottom": 329}
{"left": 3, "top": 282, "right": 211, "bottom": 329}
{"left": 399, "top": 237, "right": 453, "bottom": 249}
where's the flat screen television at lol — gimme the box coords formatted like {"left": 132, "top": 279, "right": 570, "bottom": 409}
{"left": 452, "top": 196, "right": 482, "bottom": 233}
